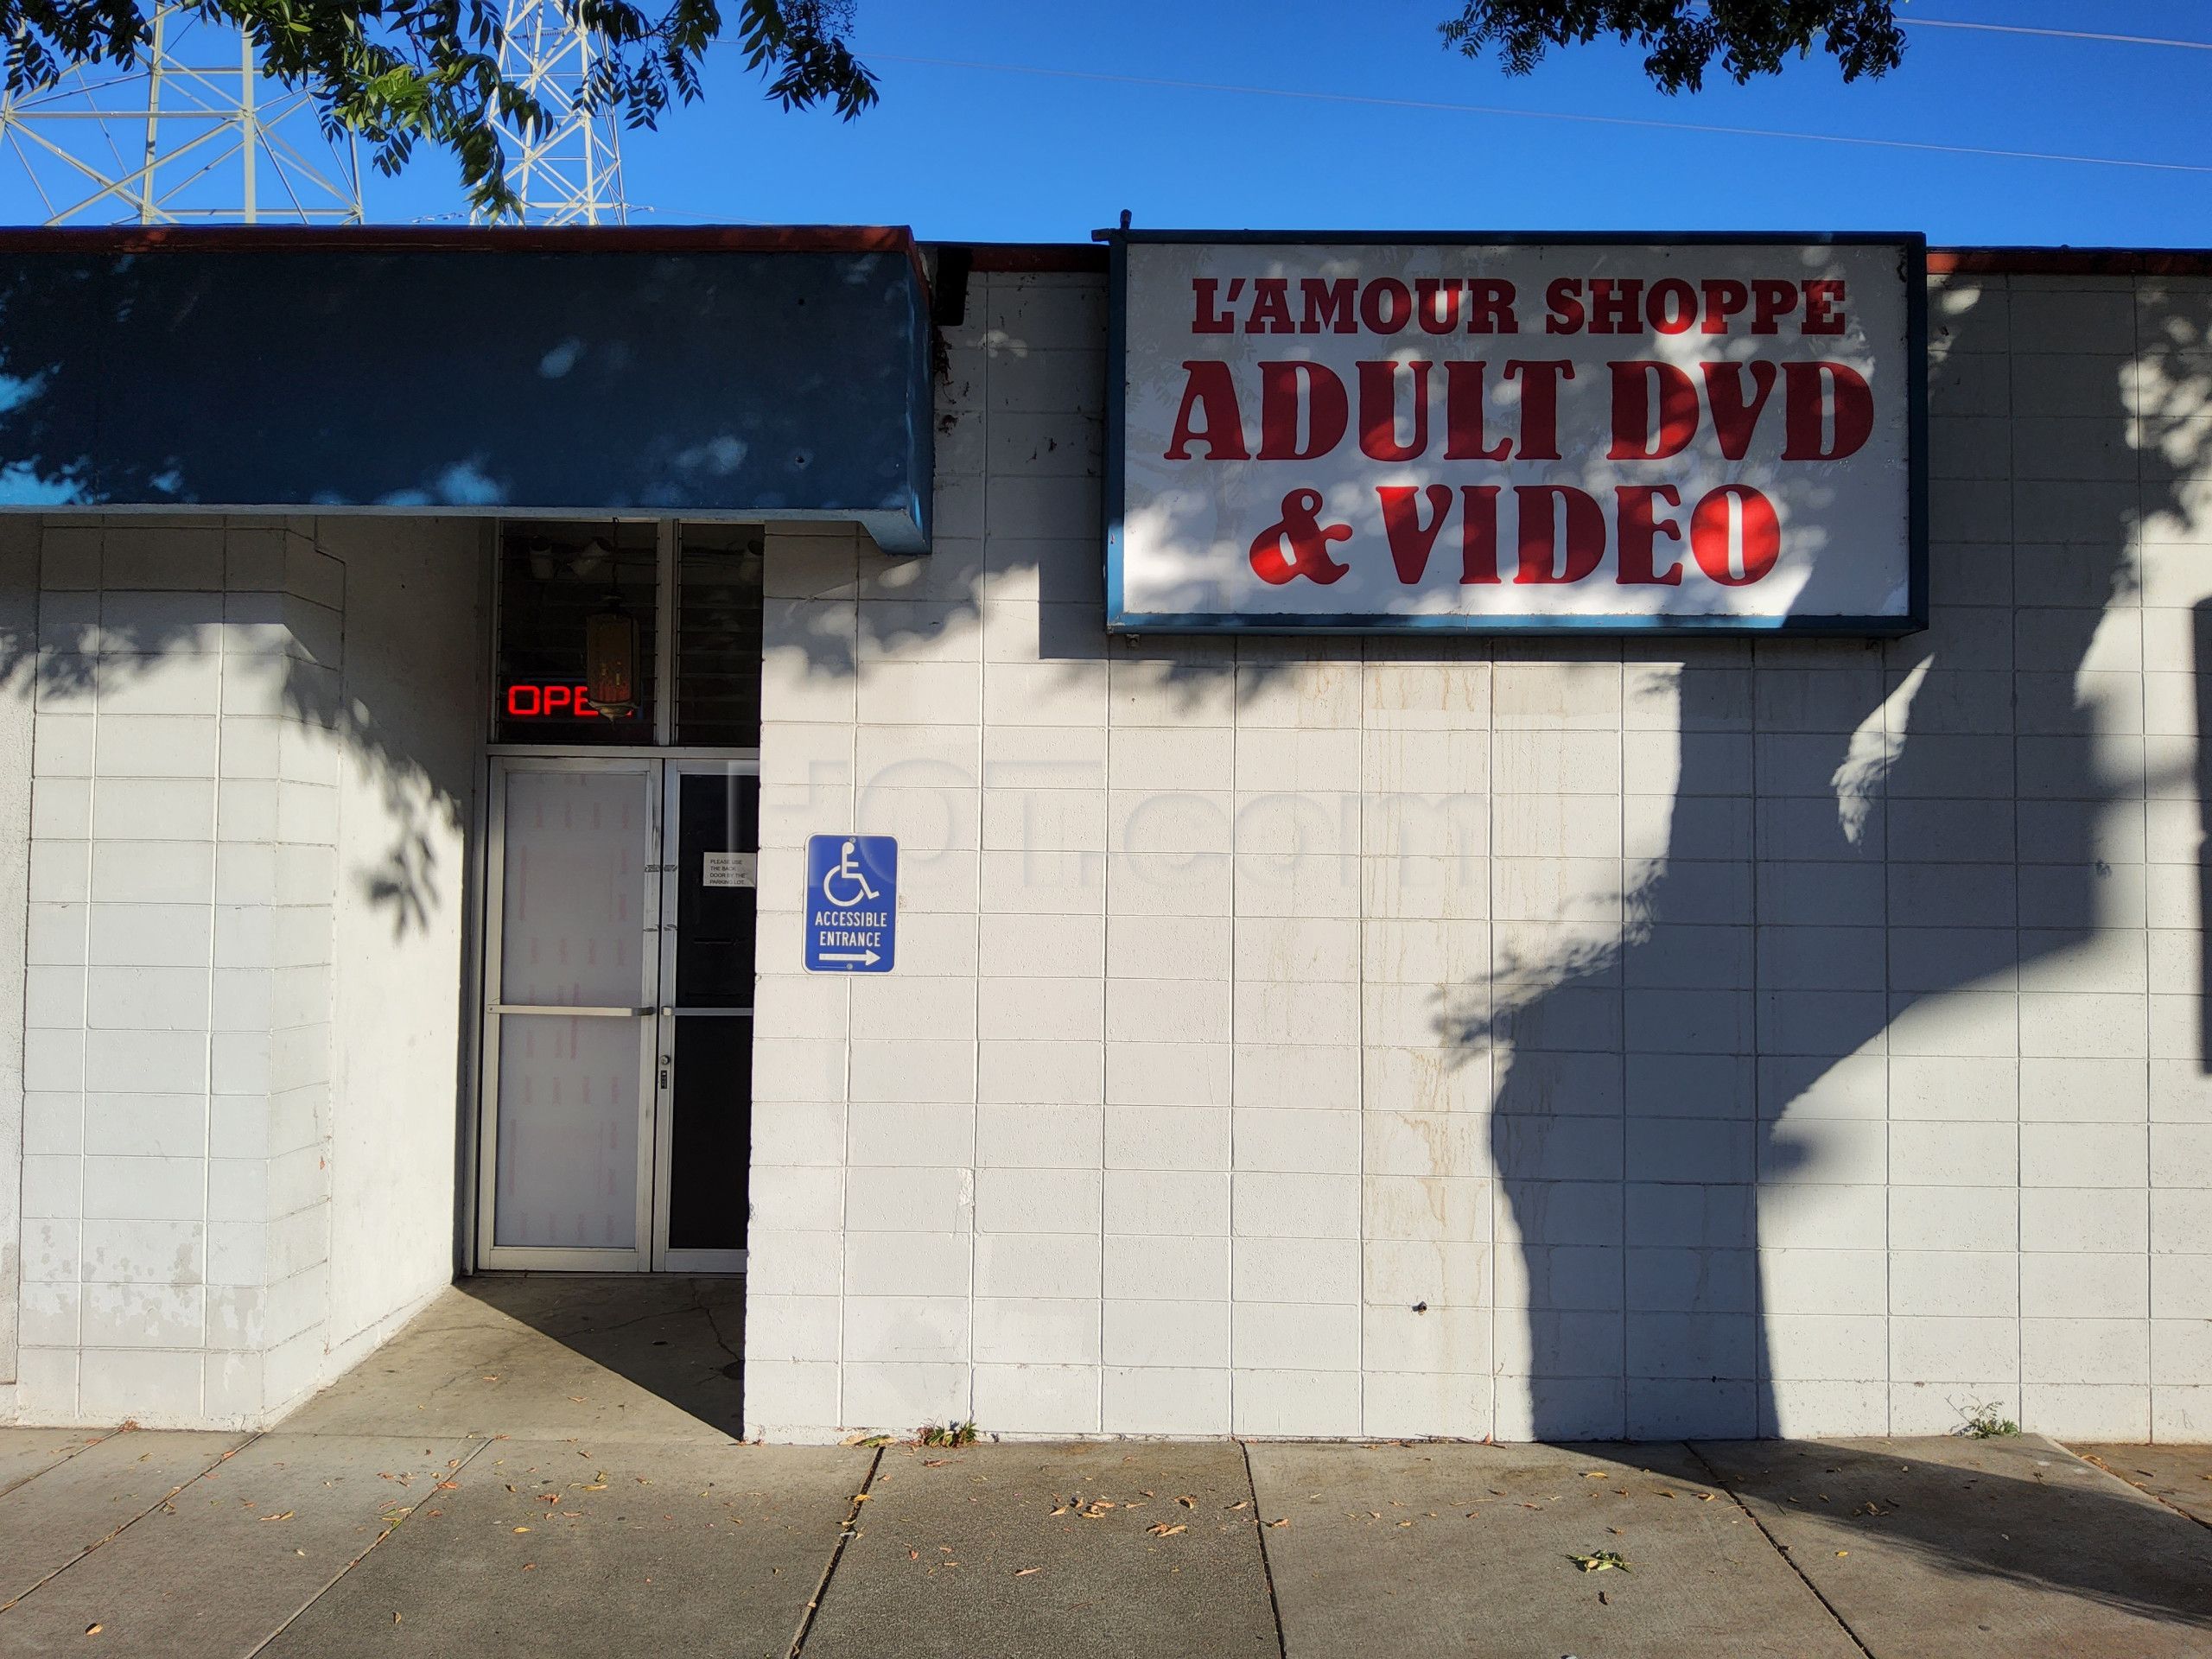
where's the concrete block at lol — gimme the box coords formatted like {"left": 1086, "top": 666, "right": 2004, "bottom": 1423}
{"left": 842, "top": 1296, "right": 971, "bottom": 1364}
{"left": 2023, "top": 1188, "right": 2150, "bottom": 1255}
{"left": 1363, "top": 660, "right": 1490, "bottom": 729}
{"left": 977, "top": 1039, "right": 1103, "bottom": 1105}
{"left": 973, "top": 1298, "right": 1101, "bottom": 1367}
{"left": 1891, "top": 1120, "right": 2019, "bottom": 1187}
{"left": 1102, "top": 1365, "right": 1230, "bottom": 1435}
{"left": 841, "top": 1362, "right": 971, "bottom": 1430}
{"left": 1368, "top": 1175, "right": 1491, "bottom": 1243}
{"left": 1103, "top": 1231, "right": 1226, "bottom": 1303}
{"left": 1238, "top": 1041, "right": 1363, "bottom": 1109}
{"left": 2023, "top": 1122, "right": 2147, "bottom": 1187}
{"left": 974, "top": 1103, "right": 1099, "bottom": 1169}
{"left": 1232, "top": 1171, "right": 1359, "bottom": 1239}
{"left": 971, "top": 1363, "right": 1100, "bottom": 1434}
{"left": 1758, "top": 1182, "right": 1885, "bottom": 1250}
{"left": 2025, "top": 1318, "right": 2141, "bottom": 1380}
{"left": 1491, "top": 730, "right": 1621, "bottom": 795}
{"left": 1106, "top": 1040, "right": 1230, "bottom": 1106}
{"left": 1233, "top": 1236, "right": 1360, "bottom": 1305}
{"left": 976, "top": 974, "right": 1102, "bottom": 1043}
{"left": 976, "top": 1232, "right": 1101, "bottom": 1300}
{"left": 1891, "top": 1249, "right": 2019, "bottom": 1318}
{"left": 847, "top": 1166, "right": 972, "bottom": 1234}
{"left": 848, "top": 1039, "right": 976, "bottom": 1103}
{"left": 1363, "top": 729, "right": 1489, "bottom": 798}
{"left": 975, "top": 1166, "right": 1100, "bottom": 1235}
{"left": 1889, "top": 926, "right": 2018, "bottom": 992}
{"left": 1244, "top": 981, "right": 1359, "bottom": 1046}
{"left": 1106, "top": 977, "right": 1230, "bottom": 1045}
{"left": 1888, "top": 1056, "right": 2018, "bottom": 1122}
{"left": 1231, "top": 1367, "right": 1363, "bottom": 1436}
{"left": 1103, "top": 1300, "right": 1230, "bottom": 1369}
{"left": 1232, "top": 1107, "right": 1360, "bottom": 1175}
{"left": 2027, "top": 1057, "right": 2149, "bottom": 1122}
{"left": 1103, "top": 1168, "right": 1229, "bottom": 1236}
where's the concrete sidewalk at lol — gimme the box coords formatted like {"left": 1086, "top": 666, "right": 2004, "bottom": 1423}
{"left": 2, "top": 1280, "right": 2208, "bottom": 1657}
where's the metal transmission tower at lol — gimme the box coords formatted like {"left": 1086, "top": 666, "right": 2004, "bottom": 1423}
{"left": 0, "top": 4, "right": 362, "bottom": 224}
{"left": 479, "top": 0, "right": 628, "bottom": 225}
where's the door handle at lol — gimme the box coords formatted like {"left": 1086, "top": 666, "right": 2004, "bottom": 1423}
{"left": 488, "top": 1004, "right": 655, "bottom": 1018}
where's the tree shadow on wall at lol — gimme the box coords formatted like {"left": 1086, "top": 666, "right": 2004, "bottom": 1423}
{"left": 1440, "top": 273, "right": 2208, "bottom": 1449}
{"left": 0, "top": 262, "right": 481, "bottom": 940}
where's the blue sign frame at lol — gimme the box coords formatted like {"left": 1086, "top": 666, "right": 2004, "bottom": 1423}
{"left": 804, "top": 835, "right": 897, "bottom": 973}
{"left": 1100, "top": 228, "right": 1929, "bottom": 637}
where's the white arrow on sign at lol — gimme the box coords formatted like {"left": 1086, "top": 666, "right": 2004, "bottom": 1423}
{"left": 819, "top": 950, "right": 881, "bottom": 966}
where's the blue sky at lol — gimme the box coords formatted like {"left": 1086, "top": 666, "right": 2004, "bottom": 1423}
{"left": 18, "top": 0, "right": 2212, "bottom": 242}
{"left": 600, "top": 0, "right": 2212, "bottom": 245}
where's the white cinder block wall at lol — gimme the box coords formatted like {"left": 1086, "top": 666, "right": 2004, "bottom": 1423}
{"left": 745, "top": 267, "right": 2212, "bottom": 1445}
{"left": 8, "top": 517, "right": 480, "bottom": 1427}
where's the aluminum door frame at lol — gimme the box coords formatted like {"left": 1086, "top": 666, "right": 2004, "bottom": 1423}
{"left": 475, "top": 753, "right": 663, "bottom": 1272}
{"left": 651, "top": 756, "right": 759, "bottom": 1274}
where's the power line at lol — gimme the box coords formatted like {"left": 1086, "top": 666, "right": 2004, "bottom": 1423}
{"left": 868, "top": 53, "right": 2212, "bottom": 176}
{"left": 1907, "top": 16, "right": 2212, "bottom": 54}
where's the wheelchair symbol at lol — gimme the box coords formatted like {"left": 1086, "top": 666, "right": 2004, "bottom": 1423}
{"left": 821, "top": 838, "right": 880, "bottom": 907}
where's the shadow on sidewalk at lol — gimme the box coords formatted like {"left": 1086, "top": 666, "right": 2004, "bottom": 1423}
{"left": 1701, "top": 1436, "right": 2212, "bottom": 1634}
{"left": 454, "top": 1274, "right": 747, "bottom": 1434}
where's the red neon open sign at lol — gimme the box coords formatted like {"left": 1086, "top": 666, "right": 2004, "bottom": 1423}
{"left": 505, "top": 683, "right": 596, "bottom": 718}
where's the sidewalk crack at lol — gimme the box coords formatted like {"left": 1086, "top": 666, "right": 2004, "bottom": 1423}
{"left": 1686, "top": 1442, "right": 1875, "bottom": 1659}
{"left": 0, "top": 1428, "right": 264, "bottom": 1615}
{"left": 240, "top": 1436, "right": 498, "bottom": 1659}
{"left": 787, "top": 1444, "right": 883, "bottom": 1657}
{"left": 1241, "top": 1440, "right": 1288, "bottom": 1659}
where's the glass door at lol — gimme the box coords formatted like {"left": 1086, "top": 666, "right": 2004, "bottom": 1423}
{"left": 652, "top": 761, "right": 759, "bottom": 1272}
{"left": 480, "top": 759, "right": 659, "bottom": 1270}
{"left": 477, "top": 755, "right": 758, "bottom": 1272}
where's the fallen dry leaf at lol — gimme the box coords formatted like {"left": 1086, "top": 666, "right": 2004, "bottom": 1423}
{"left": 86, "top": 1624, "right": 103, "bottom": 1637}
{"left": 1014, "top": 1567, "right": 1041, "bottom": 1577}
{"left": 1227, "top": 1499, "right": 1249, "bottom": 1511}
{"left": 1176, "top": 1496, "right": 1196, "bottom": 1508}
{"left": 1267, "top": 1518, "right": 1289, "bottom": 1529}
{"left": 1147, "top": 1522, "right": 1188, "bottom": 1536}
{"left": 512, "top": 1527, "right": 531, "bottom": 1535}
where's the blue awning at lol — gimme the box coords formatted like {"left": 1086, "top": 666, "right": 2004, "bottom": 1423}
{"left": 0, "top": 226, "right": 934, "bottom": 552}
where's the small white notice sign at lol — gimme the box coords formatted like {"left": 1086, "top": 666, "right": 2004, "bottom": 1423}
{"left": 702, "top": 851, "right": 755, "bottom": 889}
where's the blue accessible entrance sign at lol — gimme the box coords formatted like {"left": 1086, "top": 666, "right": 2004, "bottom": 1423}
{"left": 804, "top": 835, "right": 898, "bottom": 973}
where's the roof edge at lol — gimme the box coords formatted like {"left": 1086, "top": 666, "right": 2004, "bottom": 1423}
{"left": 0, "top": 224, "right": 918, "bottom": 256}
{"left": 5, "top": 230, "right": 2211, "bottom": 282}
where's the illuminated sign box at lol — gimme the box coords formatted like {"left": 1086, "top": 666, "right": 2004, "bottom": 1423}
{"left": 1105, "top": 232, "right": 1926, "bottom": 634}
